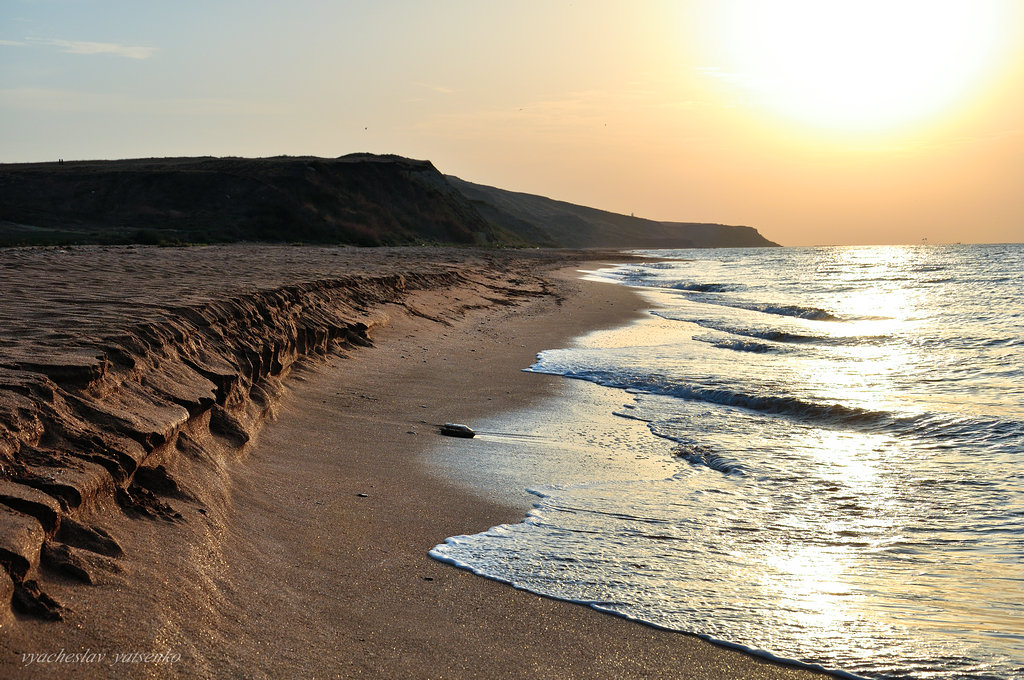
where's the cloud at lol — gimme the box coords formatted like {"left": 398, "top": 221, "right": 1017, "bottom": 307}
{"left": 45, "top": 39, "right": 156, "bottom": 59}
{"left": 16, "top": 38, "right": 156, "bottom": 59}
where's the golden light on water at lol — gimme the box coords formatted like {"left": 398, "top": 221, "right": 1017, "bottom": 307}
{"left": 801, "top": 247, "right": 923, "bottom": 414}
{"left": 805, "top": 430, "right": 884, "bottom": 489}
{"left": 831, "top": 246, "right": 921, "bottom": 321}
{"left": 760, "top": 432, "right": 903, "bottom": 648}
{"left": 765, "top": 545, "right": 859, "bottom": 633}
{"left": 695, "top": 0, "right": 1016, "bottom": 134}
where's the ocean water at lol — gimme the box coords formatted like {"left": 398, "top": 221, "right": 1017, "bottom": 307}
{"left": 431, "top": 244, "right": 1024, "bottom": 679}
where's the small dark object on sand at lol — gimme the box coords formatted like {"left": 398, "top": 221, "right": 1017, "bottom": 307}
{"left": 440, "top": 423, "right": 475, "bottom": 438}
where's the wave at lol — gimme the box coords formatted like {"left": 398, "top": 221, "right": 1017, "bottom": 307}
{"left": 528, "top": 364, "right": 1024, "bottom": 444}
{"left": 663, "top": 440, "right": 745, "bottom": 475}
{"left": 428, "top": 541, "right": 867, "bottom": 680}
{"left": 709, "top": 300, "right": 843, "bottom": 321}
{"left": 665, "top": 292, "right": 846, "bottom": 321}
{"left": 980, "top": 335, "right": 1024, "bottom": 348}
{"left": 693, "top": 334, "right": 784, "bottom": 354}
{"left": 668, "top": 281, "right": 742, "bottom": 293}
{"left": 532, "top": 365, "right": 897, "bottom": 427}
{"left": 614, "top": 269, "right": 747, "bottom": 294}
{"left": 653, "top": 314, "right": 877, "bottom": 347}
{"left": 612, "top": 264, "right": 871, "bottom": 322}
{"left": 633, "top": 262, "right": 681, "bottom": 270}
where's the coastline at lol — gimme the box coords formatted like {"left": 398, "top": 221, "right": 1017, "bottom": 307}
{"left": 0, "top": 246, "right": 831, "bottom": 678}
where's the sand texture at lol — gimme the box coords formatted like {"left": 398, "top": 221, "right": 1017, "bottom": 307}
{"left": 0, "top": 245, "right": 830, "bottom": 678}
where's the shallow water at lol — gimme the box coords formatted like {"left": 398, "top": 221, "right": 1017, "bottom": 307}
{"left": 432, "top": 244, "right": 1024, "bottom": 679}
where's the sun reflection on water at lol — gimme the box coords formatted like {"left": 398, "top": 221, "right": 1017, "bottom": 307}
{"left": 824, "top": 245, "right": 925, "bottom": 322}
{"left": 802, "top": 247, "right": 942, "bottom": 417}
{"left": 764, "top": 545, "right": 860, "bottom": 634}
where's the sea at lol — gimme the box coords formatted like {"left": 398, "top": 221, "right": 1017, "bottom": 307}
{"left": 430, "top": 243, "right": 1024, "bottom": 680}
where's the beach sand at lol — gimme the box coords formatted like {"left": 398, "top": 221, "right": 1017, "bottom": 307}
{"left": 0, "top": 246, "right": 831, "bottom": 678}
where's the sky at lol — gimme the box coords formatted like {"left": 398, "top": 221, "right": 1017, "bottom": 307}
{"left": 2, "top": 0, "right": 1023, "bottom": 246}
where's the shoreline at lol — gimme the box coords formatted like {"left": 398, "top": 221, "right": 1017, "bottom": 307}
{"left": 0, "top": 246, "right": 831, "bottom": 678}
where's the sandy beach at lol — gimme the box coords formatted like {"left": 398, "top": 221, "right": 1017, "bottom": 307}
{"left": 0, "top": 245, "right": 831, "bottom": 679}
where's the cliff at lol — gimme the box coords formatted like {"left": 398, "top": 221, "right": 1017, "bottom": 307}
{"left": 446, "top": 175, "right": 780, "bottom": 248}
{"left": 0, "top": 155, "right": 779, "bottom": 249}
{"left": 0, "top": 155, "right": 522, "bottom": 247}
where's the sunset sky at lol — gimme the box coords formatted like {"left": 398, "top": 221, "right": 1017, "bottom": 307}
{"left": 2, "top": 1, "right": 1022, "bottom": 246}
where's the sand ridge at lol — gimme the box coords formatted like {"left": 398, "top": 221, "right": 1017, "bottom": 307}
{"left": 0, "top": 246, "right": 561, "bottom": 621}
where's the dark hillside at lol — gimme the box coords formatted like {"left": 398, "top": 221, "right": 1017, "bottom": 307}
{"left": 0, "top": 155, "right": 778, "bottom": 248}
{"left": 447, "top": 175, "right": 779, "bottom": 248}
{"left": 0, "top": 155, "right": 519, "bottom": 246}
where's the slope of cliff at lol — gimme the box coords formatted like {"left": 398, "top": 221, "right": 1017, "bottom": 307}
{"left": 447, "top": 175, "right": 780, "bottom": 248}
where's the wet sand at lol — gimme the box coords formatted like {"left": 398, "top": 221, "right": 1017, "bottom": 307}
{"left": 0, "top": 246, "right": 831, "bottom": 678}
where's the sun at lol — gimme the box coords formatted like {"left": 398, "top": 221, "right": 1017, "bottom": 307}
{"left": 694, "top": 0, "right": 1015, "bottom": 134}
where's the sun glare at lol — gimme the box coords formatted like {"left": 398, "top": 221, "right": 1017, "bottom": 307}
{"left": 698, "top": 0, "right": 1014, "bottom": 134}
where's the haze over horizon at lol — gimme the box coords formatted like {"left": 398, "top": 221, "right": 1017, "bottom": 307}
{"left": 2, "top": 1, "right": 1022, "bottom": 247}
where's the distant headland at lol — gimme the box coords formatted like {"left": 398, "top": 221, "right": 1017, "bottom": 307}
{"left": 0, "top": 154, "right": 779, "bottom": 248}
